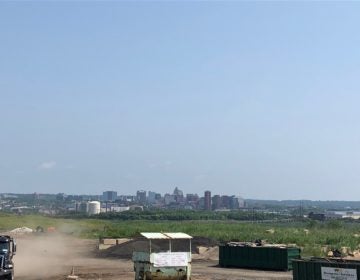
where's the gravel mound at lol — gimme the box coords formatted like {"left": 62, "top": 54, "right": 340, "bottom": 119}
{"left": 192, "top": 236, "right": 219, "bottom": 248}
{"left": 98, "top": 236, "right": 219, "bottom": 259}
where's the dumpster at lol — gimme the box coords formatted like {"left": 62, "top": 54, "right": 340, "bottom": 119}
{"left": 293, "top": 257, "right": 360, "bottom": 280}
{"left": 132, "top": 232, "right": 192, "bottom": 280}
{"left": 219, "top": 242, "right": 300, "bottom": 270}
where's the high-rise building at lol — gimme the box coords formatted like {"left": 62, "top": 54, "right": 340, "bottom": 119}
{"left": 212, "top": 195, "right": 221, "bottom": 210}
{"left": 204, "top": 190, "right": 211, "bottom": 211}
{"left": 186, "top": 194, "right": 199, "bottom": 203}
{"left": 136, "top": 190, "right": 147, "bottom": 203}
{"left": 230, "top": 196, "right": 245, "bottom": 209}
{"left": 102, "top": 191, "right": 117, "bottom": 202}
{"left": 221, "top": 195, "right": 231, "bottom": 209}
{"left": 173, "top": 187, "right": 184, "bottom": 203}
{"left": 186, "top": 193, "right": 199, "bottom": 209}
{"left": 148, "top": 191, "right": 158, "bottom": 204}
{"left": 197, "top": 197, "right": 204, "bottom": 209}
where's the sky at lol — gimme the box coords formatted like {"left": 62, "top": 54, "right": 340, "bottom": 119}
{"left": 1, "top": 2, "right": 360, "bottom": 200}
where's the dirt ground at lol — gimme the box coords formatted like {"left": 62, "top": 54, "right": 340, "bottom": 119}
{"left": 12, "top": 234, "right": 292, "bottom": 280}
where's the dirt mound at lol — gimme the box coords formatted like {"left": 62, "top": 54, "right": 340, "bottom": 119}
{"left": 192, "top": 236, "right": 219, "bottom": 249}
{"left": 98, "top": 236, "right": 219, "bottom": 259}
{"left": 192, "top": 247, "right": 219, "bottom": 261}
{"left": 98, "top": 240, "right": 152, "bottom": 259}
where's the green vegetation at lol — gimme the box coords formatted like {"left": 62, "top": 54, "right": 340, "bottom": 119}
{"left": 1, "top": 213, "right": 359, "bottom": 257}
{"left": 63, "top": 209, "right": 286, "bottom": 221}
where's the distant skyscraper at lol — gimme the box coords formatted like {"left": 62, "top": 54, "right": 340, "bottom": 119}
{"left": 173, "top": 187, "right": 184, "bottom": 203}
{"left": 136, "top": 190, "right": 147, "bottom": 203}
{"left": 186, "top": 194, "right": 199, "bottom": 203}
{"left": 148, "top": 191, "right": 157, "bottom": 204}
{"left": 204, "top": 190, "right": 211, "bottom": 211}
{"left": 221, "top": 195, "right": 231, "bottom": 209}
{"left": 103, "top": 191, "right": 117, "bottom": 202}
{"left": 212, "top": 195, "right": 221, "bottom": 210}
{"left": 230, "top": 196, "right": 245, "bottom": 209}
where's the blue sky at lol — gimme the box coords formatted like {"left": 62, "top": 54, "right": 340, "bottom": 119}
{"left": 1, "top": 2, "right": 360, "bottom": 199}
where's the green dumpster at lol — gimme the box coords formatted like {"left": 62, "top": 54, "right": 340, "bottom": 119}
{"left": 219, "top": 243, "right": 300, "bottom": 270}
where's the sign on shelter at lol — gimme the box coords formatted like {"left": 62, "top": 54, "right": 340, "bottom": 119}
{"left": 153, "top": 252, "right": 188, "bottom": 267}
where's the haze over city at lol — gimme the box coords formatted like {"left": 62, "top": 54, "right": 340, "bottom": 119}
{"left": 1, "top": 2, "right": 360, "bottom": 200}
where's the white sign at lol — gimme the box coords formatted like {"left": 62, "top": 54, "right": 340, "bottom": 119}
{"left": 153, "top": 252, "right": 188, "bottom": 267}
{"left": 321, "top": 267, "right": 357, "bottom": 280}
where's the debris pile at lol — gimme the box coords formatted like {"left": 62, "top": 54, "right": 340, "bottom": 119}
{"left": 327, "top": 248, "right": 360, "bottom": 259}
{"left": 9, "top": 227, "right": 33, "bottom": 234}
{"left": 225, "top": 240, "right": 297, "bottom": 249}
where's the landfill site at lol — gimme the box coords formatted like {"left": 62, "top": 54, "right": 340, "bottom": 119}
{"left": 4, "top": 227, "right": 360, "bottom": 280}
{"left": 5, "top": 227, "right": 293, "bottom": 280}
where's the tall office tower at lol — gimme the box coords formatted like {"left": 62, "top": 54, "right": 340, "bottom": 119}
{"left": 102, "top": 191, "right": 117, "bottom": 202}
{"left": 204, "top": 190, "right": 211, "bottom": 211}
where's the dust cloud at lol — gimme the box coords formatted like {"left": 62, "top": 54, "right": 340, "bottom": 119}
{"left": 14, "top": 234, "right": 94, "bottom": 279}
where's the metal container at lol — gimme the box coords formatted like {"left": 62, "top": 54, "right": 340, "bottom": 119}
{"left": 219, "top": 243, "right": 300, "bottom": 271}
{"left": 293, "top": 258, "right": 360, "bottom": 280}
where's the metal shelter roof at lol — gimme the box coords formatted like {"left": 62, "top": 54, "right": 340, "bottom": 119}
{"left": 163, "top": 232, "right": 193, "bottom": 239}
{"left": 140, "top": 233, "right": 169, "bottom": 239}
{"left": 140, "top": 232, "right": 193, "bottom": 240}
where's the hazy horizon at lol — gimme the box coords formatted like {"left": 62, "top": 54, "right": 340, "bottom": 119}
{"left": 1, "top": 2, "right": 360, "bottom": 200}
{"left": 4, "top": 191, "right": 360, "bottom": 203}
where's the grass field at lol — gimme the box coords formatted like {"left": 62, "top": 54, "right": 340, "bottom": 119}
{"left": 1, "top": 213, "right": 359, "bottom": 257}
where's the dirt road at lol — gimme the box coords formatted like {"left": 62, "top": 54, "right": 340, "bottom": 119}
{"left": 13, "top": 234, "right": 292, "bottom": 280}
